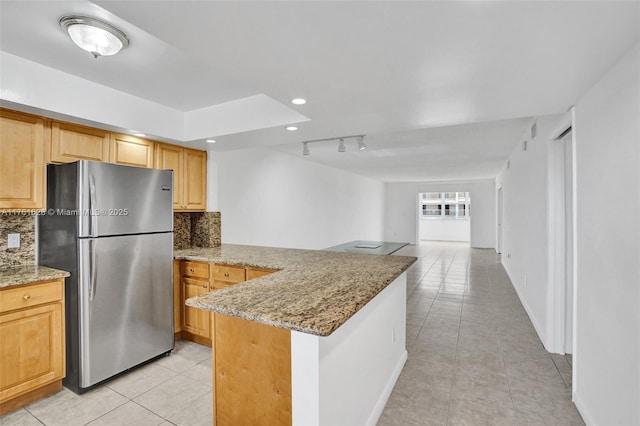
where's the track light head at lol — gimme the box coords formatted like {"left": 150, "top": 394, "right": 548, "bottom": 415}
{"left": 358, "top": 136, "right": 366, "bottom": 151}
{"left": 303, "top": 142, "right": 310, "bottom": 156}
{"left": 338, "top": 139, "right": 346, "bottom": 153}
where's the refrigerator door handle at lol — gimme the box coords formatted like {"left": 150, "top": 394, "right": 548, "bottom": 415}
{"left": 89, "top": 174, "right": 97, "bottom": 237}
{"left": 90, "top": 239, "right": 98, "bottom": 301}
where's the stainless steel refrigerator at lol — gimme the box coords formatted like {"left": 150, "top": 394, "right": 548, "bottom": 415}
{"left": 39, "top": 160, "right": 174, "bottom": 394}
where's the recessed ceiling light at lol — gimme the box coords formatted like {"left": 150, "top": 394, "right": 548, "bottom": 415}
{"left": 291, "top": 98, "right": 306, "bottom": 105}
{"left": 206, "top": 139, "right": 216, "bottom": 144}
{"left": 60, "top": 16, "right": 129, "bottom": 58}
{"left": 285, "top": 126, "right": 298, "bottom": 131}
{"left": 133, "top": 132, "right": 146, "bottom": 137}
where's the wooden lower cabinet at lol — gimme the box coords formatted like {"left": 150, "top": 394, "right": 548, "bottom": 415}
{"left": 180, "top": 261, "right": 212, "bottom": 346}
{"left": 212, "top": 313, "right": 292, "bottom": 425}
{"left": 181, "top": 277, "right": 212, "bottom": 346}
{"left": 176, "top": 261, "right": 276, "bottom": 347}
{"left": 0, "top": 279, "right": 65, "bottom": 414}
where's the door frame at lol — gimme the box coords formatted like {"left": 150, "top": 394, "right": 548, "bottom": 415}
{"left": 546, "top": 109, "right": 577, "bottom": 361}
{"left": 496, "top": 186, "right": 503, "bottom": 254}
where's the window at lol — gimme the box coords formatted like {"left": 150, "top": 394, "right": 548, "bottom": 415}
{"left": 420, "top": 192, "right": 470, "bottom": 219}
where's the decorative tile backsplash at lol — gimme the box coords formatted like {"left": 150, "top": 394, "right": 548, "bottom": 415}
{"left": 192, "top": 212, "right": 221, "bottom": 248}
{"left": 174, "top": 213, "right": 192, "bottom": 249}
{"left": 173, "top": 212, "right": 221, "bottom": 249}
{"left": 0, "top": 214, "right": 36, "bottom": 267}
{"left": 1, "top": 211, "right": 220, "bottom": 266}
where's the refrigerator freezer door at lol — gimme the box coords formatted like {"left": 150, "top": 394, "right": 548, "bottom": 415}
{"left": 77, "top": 233, "right": 174, "bottom": 388}
{"left": 78, "top": 161, "right": 173, "bottom": 237}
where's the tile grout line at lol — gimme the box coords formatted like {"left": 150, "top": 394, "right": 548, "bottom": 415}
{"left": 444, "top": 250, "right": 466, "bottom": 426}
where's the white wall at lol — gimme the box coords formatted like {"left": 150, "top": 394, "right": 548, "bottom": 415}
{"left": 0, "top": 51, "right": 184, "bottom": 141}
{"left": 496, "top": 114, "right": 562, "bottom": 345}
{"left": 384, "top": 180, "right": 495, "bottom": 248}
{"left": 212, "top": 148, "right": 385, "bottom": 249}
{"left": 419, "top": 219, "right": 470, "bottom": 242}
{"left": 291, "top": 274, "right": 407, "bottom": 426}
{"left": 572, "top": 43, "right": 639, "bottom": 426}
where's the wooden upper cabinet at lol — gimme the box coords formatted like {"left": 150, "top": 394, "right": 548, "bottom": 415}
{"left": 155, "top": 143, "right": 185, "bottom": 210}
{"left": 50, "top": 121, "right": 110, "bottom": 163}
{"left": 184, "top": 148, "right": 207, "bottom": 211}
{"left": 0, "top": 109, "right": 47, "bottom": 210}
{"left": 110, "top": 133, "right": 154, "bottom": 168}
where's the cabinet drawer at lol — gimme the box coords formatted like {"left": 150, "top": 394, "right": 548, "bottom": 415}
{"left": 246, "top": 268, "right": 276, "bottom": 281}
{"left": 181, "top": 261, "right": 209, "bottom": 279}
{"left": 0, "top": 280, "right": 63, "bottom": 314}
{"left": 212, "top": 265, "right": 246, "bottom": 284}
{"left": 211, "top": 281, "right": 236, "bottom": 291}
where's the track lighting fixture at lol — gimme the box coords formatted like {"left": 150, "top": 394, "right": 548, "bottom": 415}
{"left": 299, "top": 134, "right": 366, "bottom": 156}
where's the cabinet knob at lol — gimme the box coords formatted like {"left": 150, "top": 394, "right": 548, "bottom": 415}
{"left": 224, "top": 272, "right": 229, "bottom": 277}
{"left": 203, "top": 284, "right": 208, "bottom": 289}
{"left": 23, "top": 294, "right": 31, "bottom": 300}
{"left": 189, "top": 268, "right": 194, "bottom": 272}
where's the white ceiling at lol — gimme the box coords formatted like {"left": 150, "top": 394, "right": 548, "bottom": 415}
{"left": 1, "top": 1, "right": 639, "bottom": 182}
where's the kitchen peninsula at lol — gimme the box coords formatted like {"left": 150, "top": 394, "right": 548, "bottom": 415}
{"left": 178, "top": 244, "right": 416, "bottom": 426}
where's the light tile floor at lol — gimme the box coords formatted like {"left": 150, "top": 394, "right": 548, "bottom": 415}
{"left": 2, "top": 340, "right": 213, "bottom": 426}
{"left": 2, "top": 241, "right": 583, "bottom": 425}
{"left": 379, "top": 241, "right": 583, "bottom": 425}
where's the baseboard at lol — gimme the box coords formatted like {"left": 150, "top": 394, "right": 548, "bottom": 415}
{"left": 573, "top": 391, "right": 595, "bottom": 425}
{"left": 366, "top": 349, "right": 408, "bottom": 426}
{"left": 503, "top": 264, "right": 549, "bottom": 350}
{"left": 0, "top": 380, "right": 62, "bottom": 415}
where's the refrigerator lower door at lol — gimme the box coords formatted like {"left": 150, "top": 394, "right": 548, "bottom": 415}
{"left": 77, "top": 232, "right": 173, "bottom": 388}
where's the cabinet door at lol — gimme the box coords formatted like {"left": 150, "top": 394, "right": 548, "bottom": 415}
{"left": 156, "top": 143, "right": 185, "bottom": 209}
{"left": 173, "top": 260, "right": 182, "bottom": 335}
{"left": 51, "top": 121, "right": 110, "bottom": 163}
{"left": 183, "top": 148, "right": 207, "bottom": 211}
{"left": 0, "top": 302, "right": 64, "bottom": 403}
{"left": 0, "top": 109, "right": 46, "bottom": 209}
{"left": 181, "top": 277, "right": 210, "bottom": 338}
{"left": 110, "top": 134, "right": 154, "bottom": 168}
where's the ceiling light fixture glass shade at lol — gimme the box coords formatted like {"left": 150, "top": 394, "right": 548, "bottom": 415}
{"left": 338, "top": 139, "right": 346, "bottom": 153}
{"left": 60, "top": 16, "right": 129, "bottom": 58}
{"left": 357, "top": 136, "right": 366, "bottom": 150}
{"left": 302, "top": 142, "right": 310, "bottom": 155}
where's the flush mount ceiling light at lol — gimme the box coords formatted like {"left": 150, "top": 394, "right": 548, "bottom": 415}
{"left": 291, "top": 98, "right": 307, "bottom": 105}
{"left": 206, "top": 139, "right": 217, "bottom": 144}
{"left": 60, "top": 15, "right": 129, "bottom": 58}
{"left": 285, "top": 126, "right": 298, "bottom": 131}
{"left": 300, "top": 134, "right": 366, "bottom": 156}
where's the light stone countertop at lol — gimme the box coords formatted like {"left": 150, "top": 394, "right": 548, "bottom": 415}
{"left": 178, "top": 244, "right": 417, "bottom": 336}
{"left": 0, "top": 265, "right": 70, "bottom": 288}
